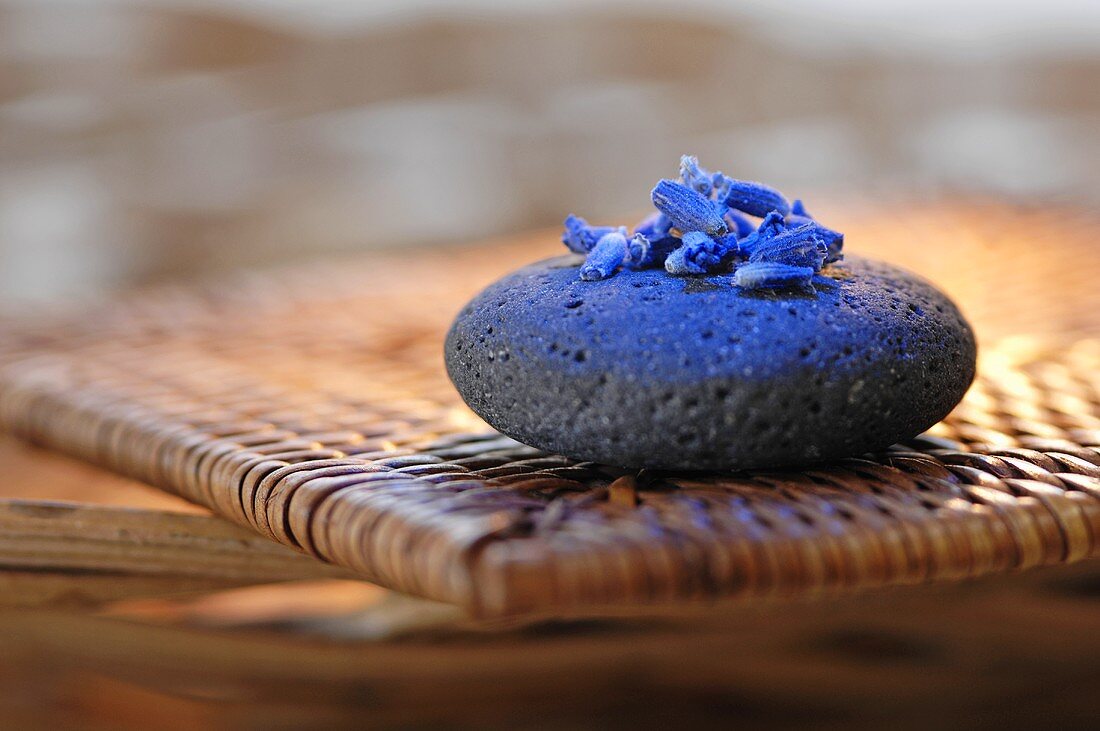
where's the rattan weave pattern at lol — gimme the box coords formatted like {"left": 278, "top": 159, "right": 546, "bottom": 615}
{"left": 0, "top": 204, "right": 1098, "bottom": 616}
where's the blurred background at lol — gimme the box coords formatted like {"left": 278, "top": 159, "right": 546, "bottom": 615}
{"left": 2, "top": 5, "right": 1100, "bottom": 729}
{"left": 1, "top": 0, "right": 1098, "bottom": 302}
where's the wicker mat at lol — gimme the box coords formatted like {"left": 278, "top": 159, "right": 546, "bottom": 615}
{"left": 0, "top": 203, "right": 1097, "bottom": 616}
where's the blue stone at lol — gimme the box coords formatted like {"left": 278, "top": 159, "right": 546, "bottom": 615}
{"left": 445, "top": 255, "right": 976, "bottom": 471}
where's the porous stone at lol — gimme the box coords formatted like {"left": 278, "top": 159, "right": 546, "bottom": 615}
{"left": 444, "top": 255, "right": 976, "bottom": 471}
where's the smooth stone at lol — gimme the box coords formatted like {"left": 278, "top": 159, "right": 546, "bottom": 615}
{"left": 444, "top": 255, "right": 976, "bottom": 471}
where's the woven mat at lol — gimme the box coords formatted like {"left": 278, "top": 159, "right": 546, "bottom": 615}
{"left": 0, "top": 203, "right": 1098, "bottom": 616}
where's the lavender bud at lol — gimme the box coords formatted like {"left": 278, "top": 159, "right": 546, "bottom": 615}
{"left": 562, "top": 214, "right": 618, "bottom": 254}
{"left": 758, "top": 210, "right": 788, "bottom": 237}
{"left": 633, "top": 212, "right": 673, "bottom": 240}
{"left": 722, "top": 179, "right": 791, "bottom": 218}
{"left": 726, "top": 210, "right": 756, "bottom": 239}
{"left": 665, "top": 231, "right": 730, "bottom": 275}
{"left": 791, "top": 199, "right": 811, "bottom": 218}
{"left": 737, "top": 211, "right": 788, "bottom": 255}
{"left": 711, "top": 173, "right": 733, "bottom": 203}
{"left": 651, "top": 179, "right": 728, "bottom": 238}
{"left": 824, "top": 233, "right": 844, "bottom": 264}
{"left": 786, "top": 217, "right": 844, "bottom": 264}
{"left": 714, "top": 231, "right": 748, "bottom": 260}
{"left": 749, "top": 224, "right": 827, "bottom": 271}
{"left": 626, "top": 232, "right": 681, "bottom": 269}
{"left": 734, "top": 261, "right": 816, "bottom": 290}
{"left": 679, "top": 155, "right": 713, "bottom": 196}
{"left": 580, "top": 231, "right": 628, "bottom": 281}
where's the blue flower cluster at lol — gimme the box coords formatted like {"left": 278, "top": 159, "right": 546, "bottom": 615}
{"left": 562, "top": 156, "right": 844, "bottom": 289}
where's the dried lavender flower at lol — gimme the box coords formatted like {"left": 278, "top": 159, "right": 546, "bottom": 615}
{"left": 565, "top": 156, "right": 844, "bottom": 283}
{"left": 651, "top": 179, "right": 728, "bottom": 238}
{"left": 734, "top": 261, "right": 816, "bottom": 290}
{"left": 714, "top": 232, "right": 749, "bottom": 260}
{"left": 786, "top": 217, "right": 844, "bottom": 264}
{"left": 726, "top": 210, "right": 756, "bottom": 239}
{"left": 736, "top": 211, "right": 788, "bottom": 255}
{"left": 626, "top": 232, "right": 681, "bottom": 270}
{"left": 822, "top": 227, "right": 844, "bottom": 264}
{"left": 749, "top": 224, "right": 827, "bottom": 271}
{"left": 711, "top": 173, "right": 732, "bottom": 203}
{"left": 665, "top": 231, "right": 732, "bottom": 275}
{"left": 722, "top": 179, "right": 791, "bottom": 218}
{"left": 759, "top": 210, "right": 789, "bottom": 236}
{"left": 679, "top": 155, "right": 713, "bottom": 196}
{"left": 633, "top": 212, "right": 673, "bottom": 240}
{"left": 580, "top": 231, "right": 628, "bottom": 281}
{"left": 562, "top": 215, "right": 621, "bottom": 254}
